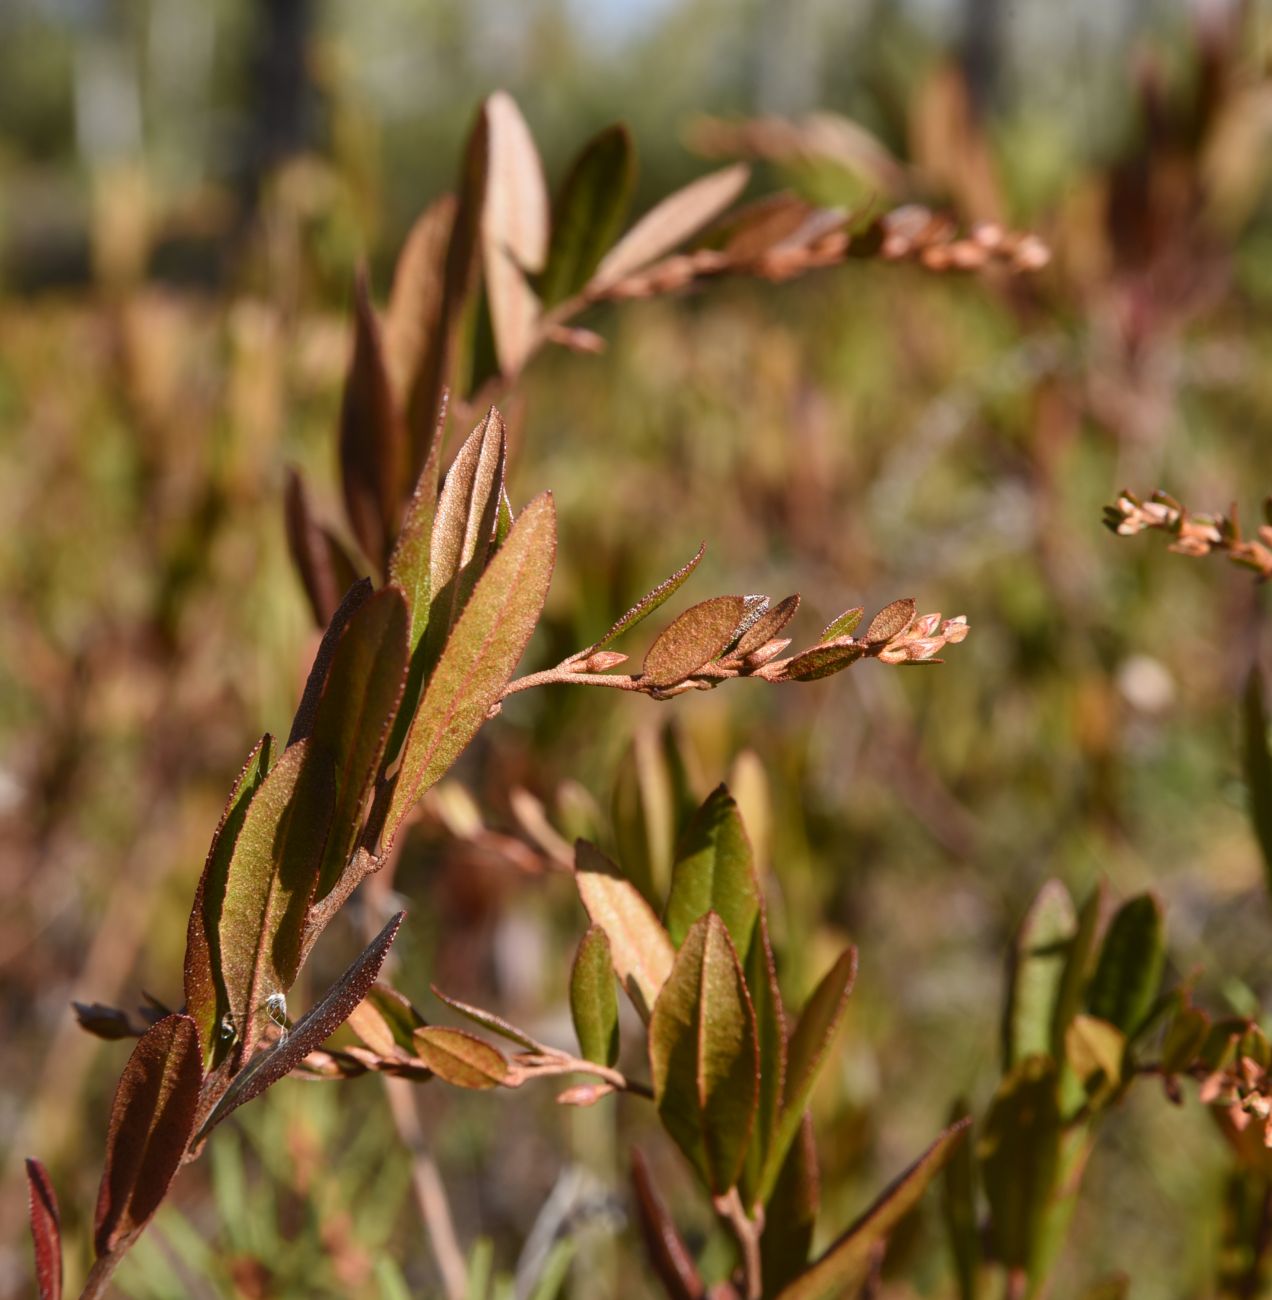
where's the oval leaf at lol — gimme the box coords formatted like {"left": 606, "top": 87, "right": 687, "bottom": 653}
{"left": 733, "top": 594, "right": 800, "bottom": 659}
{"left": 649, "top": 912, "right": 759, "bottom": 1196}
{"left": 25, "top": 1158, "right": 62, "bottom": 1300}
{"left": 776, "top": 1119, "right": 971, "bottom": 1299}
{"left": 591, "top": 164, "right": 750, "bottom": 291}
{"left": 541, "top": 124, "right": 636, "bottom": 307}
{"left": 782, "top": 642, "right": 864, "bottom": 682}
{"left": 665, "top": 785, "right": 760, "bottom": 955}
{"left": 1085, "top": 894, "right": 1165, "bottom": 1038}
{"left": 414, "top": 1026, "right": 508, "bottom": 1090}
{"left": 819, "top": 605, "right": 864, "bottom": 642}
{"left": 385, "top": 194, "right": 455, "bottom": 412}
{"left": 385, "top": 491, "right": 557, "bottom": 846}
{"left": 570, "top": 925, "right": 620, "bottom": 1067}
{"left": 1005, "top": 879, "right": 1075, "bottom": 1069}
{"left": 575, "top": 840, "right": 674, "bottom": 1021}
{"left": 642, "top": 596, "right": 747, "bottom": 689}
{"left": 482, "top": 92, "right": 548, "bottom": 374}
{"left": 864, "top": 597, "right": 916, "bottom": 644}
{"left": 94, "top": 1015, "right": 202, "bottom": 1258}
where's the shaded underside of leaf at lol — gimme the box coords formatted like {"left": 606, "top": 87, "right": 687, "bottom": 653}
{"left": 649, "top": 912, "right": 759, "bottom": 1195}
{"left": 1085, "top": 893, "right": 1165, "bottom": 1038}
{"left": 184, "top": 733, "right": 273, "bottom": 1068}
{"left": 574, "top": 839, "right": 674, "bottom": 1021}
{"left": 760, "top": 1113, "right": 819, "bottom": 1295}
{"left": 1243, "top": 668, "right": 1272, "bottom": 894}
{"left": 742, "top": 909, "right": 787, "bottom": 1210}
{"left": 288, "top": 579, "right": 374, "bottom": 746}
{"left": 541, "top": 122, "right": 636, "bottom": 307}
{"left": 94, "top": 1015, "right": 202, "bottom": 1257}
{"left": 665, "top": 784, "right": 760, "bottom": 955}
{"left": 642, "top": 595, "right": 747, "bottom": 688}
{"left": 413, "top": 1025, "right": 508, "bottom": 1089}
{"left": 283, "top": 467, "right": 360, "bottom": 629}
{"left": 25, "top": 1158, "right": 62, "bottom": 1300}
{"left": 571, "top": 924, "right": 620, "bottom": 1067}
{"left": 777, "top": 1118, "right": 971, "bottom": 1300}
{"left": 384, "top": 491, "right": 556, "bottom": 845}
{"left": 197, "top": 913, "right": 404, "bottom": 1141}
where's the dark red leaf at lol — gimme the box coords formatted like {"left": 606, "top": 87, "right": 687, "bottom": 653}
{"left": 630, "top": 1148, "right": 706, "bottom": 1300}
{"left": 25, "top": 1158, "right": 62, "bottom": 1300}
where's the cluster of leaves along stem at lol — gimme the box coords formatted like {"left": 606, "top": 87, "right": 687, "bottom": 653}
{"left": 339, "top": 783, "right": 971, "bottom": 1299}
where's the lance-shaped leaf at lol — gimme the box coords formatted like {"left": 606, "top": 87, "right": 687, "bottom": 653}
{"left": 820, "top": 605, "right": 864, "bottom": 642}
{"left": 587, "top": 543, "right": 705, "bottom": 654}
{"left": 571, "top": 925, "right": 620, "bottom": 1066}
{"left": 425, "top": 409, "right": 507, "bottom": 658}
{"left": 864, "top": 597, "right": 916, "bottom": 644}
{"left": 413, "top": 1026, "right": 508, "bottom": 1090}
{"left": 196, "top": 913, "right": 404, "bottom": 1141}
{"left": 541, "top": 124, "right": 636, "bottom": 307}
{"left": 649, "top": 912, "right": 759, "bottom": 1196}
{"left": 283, "top": 468, "right": 360, "bottom": 628}
{"left": 760, "top": 1113, "right": 819, "bottom": 1292}
{"left": 385, "top": 194, "right": 455, "bottom": 413}
{"left": 776, "top": 1120, "right": 971, "bottom": 1300}
{"left": 781, "top": 641, "right": 865, "bottom": 682}
{"left": 1085, "top": 894, "right": 1165, "bottom": 1039}
{"left": 665, "top": 785, "right": 760, "bottom": 954}
{"left": 741, "top": 910, "right": 787, "bottom": 1209}
{"left": 218, "top": 740, "right": 334, "bottom": 1064}
{"left": 25, "top": 1158, "right": 62, "bottom": 1300}
{"left": 758, "top": 948, "right": 857, "bottom": 1204}
{"left": 302, "top": 586, "right": 409, "bottom": 901}
{"left": 385, "top": 491, "right": 556, "bottom": 845}
{"left": 941, "top": 1101, "right": 980, "bottom": 1300}
{"left": 1243, "top": 669, "right": 1272, "bottom": 894}
{"left": 482, "top": 92, "right": 549, "bottom": 375}
{"left": 575, "top": 840, "right": 674, "bottom": 1020}
{"left": 340, "top": 269, "right": 406, "bottom": 571}
{"left": 979, "top": 1057, "right": 1063, "bottom": 1272}
{"left": 288, "top": 580, "right": 373, "bottom": 746}
{"left": 1004, "top": 879, "right": 1075, "bottom": 1069}
{"left": 732, "top": 594, "right": 800, "bottom": 660}
{"left": 1050, "top": 883, "right": 1103, "bottom": 1059}
{"left": 94, "top": 1015, "right": 202, "bottom": 1257}
{"left": 630, "top": 1148, "right": 706, "bottom": 1300}
{"left": 432, "top": 986, "right": 542, "bottom": 1051}
{"left": 184, "top": 734, "right": 273, "bottom": 1068}
{"left": 642, "top": 596, "right": 747, "bottom": 689}
{"left": 590, "top": 164, "right": 750, "bottom": 292}
{"left": 613, "top": 727, "right": 677, "bottom": 906}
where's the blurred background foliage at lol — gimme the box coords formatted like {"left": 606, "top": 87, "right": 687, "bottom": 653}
{"left": 4, "top": 0, "right": 1272, "bottom": 1295}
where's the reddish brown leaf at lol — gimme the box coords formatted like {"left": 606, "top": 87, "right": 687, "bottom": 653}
{"left": 94, "top": 1015, "right": 202, "bottom": 1257}
{"left": 590, "top": 164, "right": 750, "bottom": 292}
{"left": 25, "top": 1158, "right": 62, "bottom": 1300}
{"left": 642, "top": 595, "right": 747, "bottom": 689}
{"left": 732, "top": 594, "right": 800, "bottom": 659}
{"left": 587, "top": 542, "right": 705, "bottom": 654}
{"left": 287, "top": 579, "right": 373, "bottom": 746}
{"left": 864, "top": 597, "right": 916, "bottom": 644}
{"left": 781, "top": 641, "right": 865, "bottom": 682}
{"left": 284, "top": 468, "right": 360, "bottom": 628}
{"left": 631, "top": 1148, "right": 706, "bottom": 1300}
{"left": 482, "top": 92, "right": 549, "bottom": 375}
{"left": 431, "top": 986, "right": 543, "bottom": 1050}
{"left": 196, "top": 913, "right": 404, "bottom": 1140}
{"left": 413, "top": 1026, "right": 508, "bottom": 1089}
{"left": 386, "top": 194, "right": 455, "bottom": 417}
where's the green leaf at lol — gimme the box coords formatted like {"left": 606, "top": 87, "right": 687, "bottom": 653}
{"left": 642, "top": 595, "right": 747, "bottom": 688}
{"left": 196, "top": 913, "right": 404, "bottom": 1141}
{"left": 1161, "top": 1002, "right": 1211, "bottom": 1075}
{"left": 389, "top": 443, "right": 443, "bottom": 660}
{"left": 431, "top": 986, "right": 542, "bottom": 1051}
{"left": 649, "top": 912, "right": 759, "bottom": 1195}
{"left": 819, "top": 606, "right": 863, "bottom": 642}
{"left": 305, "top": 587, "right": 409, "bottom": 901}
{"left": 1049, "top": 883, "right": 1103, "bottom": 1058}
{"left": 413, "top": 1026, "right": 508, "bottom": 1090}
{"left": 540, "top": 124, "right": 636, "bottom": 307}
{"left": 979, "top": 1056, "right": 1063, "bottom": 1272}
{"left": 570, "top": 925, "right": 619, "bottom": 1067}
{"left": 339, "top": 268, "right": 406, "bottom": 573}
{"left": 760, "top": 1113, "right": 819, "bottom": 1295}
{"left": 781, "top": 642, "right": 864, "bottom": 682}
{"left": 757, "top": 948, "right": 856, "bottom": 1204}
{"left": 863, "top": 597, "right": 916, "bottom": 644}
{"left": 184, "top": 734, "right": 273, "bottom": 1068}
{"left": 217, "top": 740, "right": 334, "bottom": 1066}
{"left": 1085, "top": 894, "right": 1165, "bottom": 1038}
{"left": 665, "top": 785, "right": 760, "bottom": 954}
{"left": 93, "top": 1015, "right": 202, "bottom": 1258}
{"left": 1004, "top": 879, "right": 1075, "bottom": 1069}
{"left": 776, "top": 1119, "right": 971, "bottom": 1300}
{"left": 574, "top": 840, "right": 674, "bottom": 1021}
{"left": 741, "top": 912, "right": 787, "bottom": 1210}
{"left": 1064, "top": 1014, "right": 1125, "bottom": 1095}
{"left": 1242, "top": 669, "right": 1272, "bottom": 896}
{"left": 590, "top": 163, "right": 750, "bottom": 292}
{"left": 384, "top": 491, "right": 556, "bottom": 847}
{"left": 612, "top": 727, "right": 676, "bottom": 907}
{"left": 481, "top": 92, "right": 548, "bottom": 376}
{"left": 588, "top": 543, "right": 705, "bottom": 654}
{"left": 941, "top": 1100, "right": 981, "bottom": 1300}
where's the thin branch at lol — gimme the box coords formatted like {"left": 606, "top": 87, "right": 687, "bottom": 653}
{"left": 712, "top": 1186, "right": 764, "bottom": 1300}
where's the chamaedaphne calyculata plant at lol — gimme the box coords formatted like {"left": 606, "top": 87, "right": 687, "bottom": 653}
{"left": 25, "top": 90, "right": 1064, "bottom": 1299}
